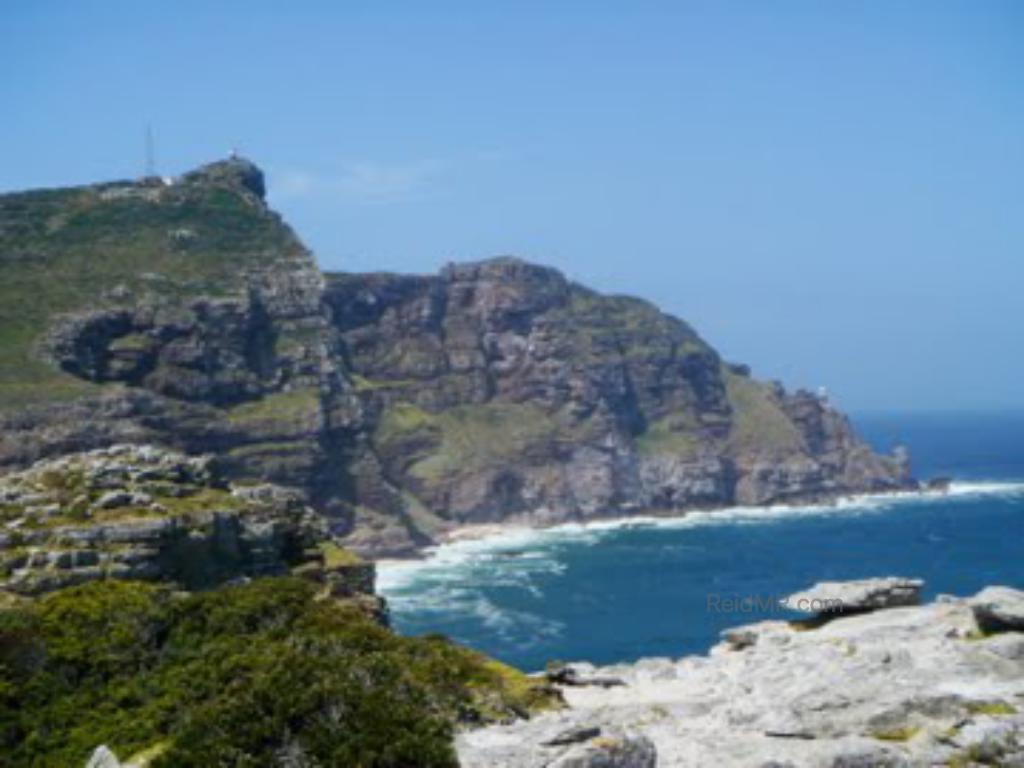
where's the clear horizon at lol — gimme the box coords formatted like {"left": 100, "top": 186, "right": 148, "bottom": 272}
{"left": 2, "top": 1, "right": 1021, "bottom": 412}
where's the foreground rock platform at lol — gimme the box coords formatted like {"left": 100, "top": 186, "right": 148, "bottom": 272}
{"left": 457, "top": 584, "right": 1024, "bottom": 767}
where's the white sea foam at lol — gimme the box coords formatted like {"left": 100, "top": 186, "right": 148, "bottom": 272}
{"left": 377, "top": 481, "right": 1024, "bottom": 596}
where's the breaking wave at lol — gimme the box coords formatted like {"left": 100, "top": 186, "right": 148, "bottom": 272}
{"left": 378, "top": 481, "right": 1024, "bottom": 593}
{"left": 377, "top": 480, "right": 1024, "bottom": 666}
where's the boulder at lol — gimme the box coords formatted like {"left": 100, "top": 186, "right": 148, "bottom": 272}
{"left": 85, "top": 745, "right": 121, "bottom": 768}
{"left": 926, "top": 476, "right": 952, "bottom": 493}
{"left": 952, "top": 719, "right": 1024, "bottom": 765}
{"left": 721, "top": 626, "right": 759, "bottom": 650}
{"left": 549, "top": 732, "right": 657, "bottom": 768}
{"left": 783, "top": 577, "right": 923, "bottom": 616}
{"left": 970, "top": 586, "right": 1024, "bottom": 632}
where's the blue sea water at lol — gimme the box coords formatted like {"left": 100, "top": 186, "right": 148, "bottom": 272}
{"left": 378, "top": 412, "right": 1024, "bottom": 671}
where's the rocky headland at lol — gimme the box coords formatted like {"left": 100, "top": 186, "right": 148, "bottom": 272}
{"left": 457, "top": 581, "right": 1024, "bottom": 768}
{"left": 1, "top": 159, "right": 974, "bottom": 767}
{"left": 0, "top": 158, "right": 915, "bottom": 557}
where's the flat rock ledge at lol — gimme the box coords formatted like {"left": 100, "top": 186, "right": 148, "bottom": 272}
{"left": 457, "top": 584, "right": 1024, "bottom": 768}
{"left": 783, "top": 577, "right": 924, "bottom": 617}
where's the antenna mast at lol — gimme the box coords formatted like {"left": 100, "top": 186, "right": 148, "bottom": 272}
{"left": 145, "top": 125, "right": 156, "bottom": 177}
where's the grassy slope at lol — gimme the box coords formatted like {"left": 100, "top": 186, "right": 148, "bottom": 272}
{"left": 723, "top": 368, "right": 805, "bottom": 458}
{"left": 224, "top": 387, "right": 322, "bottom": 427}
{"left": 374, "top": 401, "right": 558, "bottom": 486}
{"left": 566, "top": 286, "right": 705, "bottom": 366}
{"left": 0, "top": 178, "right": 302, "bottom": 409}
{"left": 635, "top": 414, "right": 701, "bottom": 458}
{"left": 564, "top": 287, "right": 814, "bottom": 464}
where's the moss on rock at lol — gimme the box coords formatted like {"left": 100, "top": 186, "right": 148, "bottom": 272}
{"left": 635, "top": 414, "right": 701, "bottom": 458}
{"left": 408, "top": 403, "right": 558, "bottom": 484}
{"left": 723, "top": 369, "right": 805, "bottom": 457}
{"left": 224, "top": 388, "right": 322, "bottom": 434}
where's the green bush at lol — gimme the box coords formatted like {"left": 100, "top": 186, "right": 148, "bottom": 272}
{"left": 0, "top": 578, "right": 558, "bottom": 766}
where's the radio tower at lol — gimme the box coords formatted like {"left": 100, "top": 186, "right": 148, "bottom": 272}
{"left": 145, "top": 124, "right": 156, "bottom": 178}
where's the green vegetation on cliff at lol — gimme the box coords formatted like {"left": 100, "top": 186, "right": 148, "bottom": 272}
{"left": 425, "top": 404, "right": 556, "bottom": 477}
{"left": 0, "top": 578, "right": 559, "bottom": 767}
{"left": 0, "top": 448, "right": 240, "bottom": 530}
{"left": 0, "top": 166, "right": 303, "bottom": 409}
{"left": 376, "top": 401, "right": 558, "bottom": 485}
{"left": 723, "top": 369, "right": 805, "bottom": 457}
{"left": 635, "top": 413, "right": 701, "bottom": 458}
{"left": 566, "top": 286, "right": 709, "bottom": 365}
{"left": 225, "top": 387, "right": 321, "bottom": 428}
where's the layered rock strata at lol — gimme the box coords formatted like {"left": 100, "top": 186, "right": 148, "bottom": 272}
{"left": 0, "top": 444, "right": 376, "bottom": 606}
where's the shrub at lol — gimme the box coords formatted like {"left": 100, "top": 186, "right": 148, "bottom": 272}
{"left": 0, "top": 577, "right": 558, "bottom": 766}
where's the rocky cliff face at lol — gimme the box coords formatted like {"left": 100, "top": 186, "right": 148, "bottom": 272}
{"left": 0, "top": 445, "right": 316, "bottom": 593}
{"left": 0, "top": 444, "right": 384, "bottom": 611}
{"left": 326, "top": 258, "right": 912, "bottom": 552}
{"left": 0, "top": 160, "right": 912, "bottom": 557}
{"left": 0, "top": 158, "right": 365, "bottom": 533}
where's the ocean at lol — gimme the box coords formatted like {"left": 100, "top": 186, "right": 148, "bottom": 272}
{"left": 378, "top": 411, "right": 1024, "bottom": 671}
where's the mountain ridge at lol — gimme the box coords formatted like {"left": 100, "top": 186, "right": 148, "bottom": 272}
{"left": 0, "top": 158, "right": 914, "bottom": 556}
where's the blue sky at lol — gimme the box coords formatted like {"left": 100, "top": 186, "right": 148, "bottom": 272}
{"left": 2, "top": 1, "right": 1021, "bottom": 411}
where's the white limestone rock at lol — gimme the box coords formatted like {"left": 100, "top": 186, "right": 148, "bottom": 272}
{"left": 456, "top": 583, "right": 1024, "bottom": 768}
{"left": 85, "top": 746, "right": 121, "bottom": 768}
{"left": 970, "top": 585, "right": 1024, "bottom": 632}
{"left": 783, "top": 577, "right": 923, "bottom": 615}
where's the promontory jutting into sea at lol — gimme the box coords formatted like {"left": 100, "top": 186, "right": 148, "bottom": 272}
{"left": 1, "top": 155, "right": 1021, "bottom": 766}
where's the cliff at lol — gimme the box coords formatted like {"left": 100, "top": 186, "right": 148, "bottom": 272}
{"left": 0, "top": 159, "right": 913, "bottom": 556}
{"left": 327, "top": 259, "right": 911, "bottom": 554}
{"left": 0, "top": 443, "right": 389, "bottom": 622}
{"left": 0, "top": 158, "right": 366, "bottom": 539}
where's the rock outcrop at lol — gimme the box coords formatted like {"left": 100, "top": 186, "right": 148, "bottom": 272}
{"left": 85, "top": 745, "right": 124, "bottom": 768}
{"left": 326, "top": 259, "right": 913, "bottom": 552}
{"left": 0, "top": 444, "right": 381, "bottom": 610}
{"left": 0, "top": 160, "right": 915, "bottom": 557}
{"left": 971, "top": 586, "right": 1024, "bottom": 633}
{"left": 0, "top": 157, "right": 367, "bottom": 543}
{"left": 784, "top": 577, "right": 924, "bottom": 616}
{"left": 457, "top": 584, "right": 1024, "bottom": 767}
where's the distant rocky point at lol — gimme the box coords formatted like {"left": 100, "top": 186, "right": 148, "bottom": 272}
{"left": 0, "top": 158, "right": 916, "bottom": 556}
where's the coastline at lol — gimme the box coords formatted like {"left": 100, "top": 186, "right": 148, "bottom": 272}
{"left": 375, "top": 480, "right": 1024, "bottom": 575}
{"left": 377, "top": 476, "right": 1024, "bottom": 674}
{"left": 456, "top": 584, "right": 1024, "bottom": 767}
